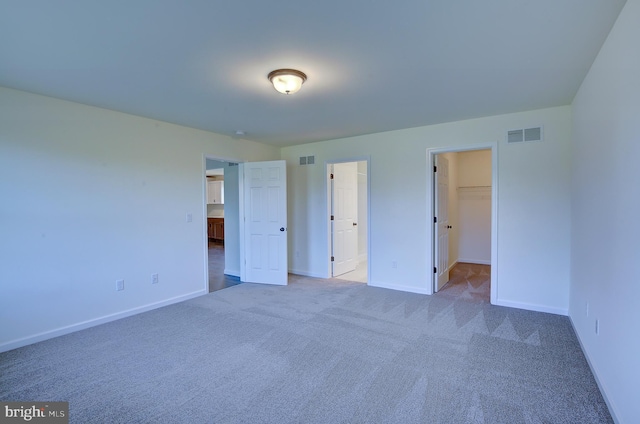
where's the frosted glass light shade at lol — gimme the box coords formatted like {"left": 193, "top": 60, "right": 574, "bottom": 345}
{"left": 268, "top": 69, "right": 307, "bottom": 95}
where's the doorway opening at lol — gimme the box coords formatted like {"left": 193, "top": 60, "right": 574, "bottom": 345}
{"left": 204, "top": 157, "right": 242, "bottom": 293}
{"left": 428, "top": 144, "right": 497, "bottom": 303}
{"left": 327, "top": 159, "right": 369, "bottom": 283}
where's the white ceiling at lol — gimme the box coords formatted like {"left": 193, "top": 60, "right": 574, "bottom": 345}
{"left": 0, "top": 0, "right": 627, "bottom": 147}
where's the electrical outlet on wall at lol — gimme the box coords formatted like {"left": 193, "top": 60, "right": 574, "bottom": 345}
{"left": 116, "top": 279, "right": 124, "bottom": 291}
{"left": 152, "top": 274, "right": 159, "bottom": 284}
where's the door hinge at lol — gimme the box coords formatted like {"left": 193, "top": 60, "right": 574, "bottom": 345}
{"left": 330, "top": 215, "right": 334, "bottom": 221}
{"left": 331, "top": 256, "right": 335, "bottom": 262}
{"left": 434, "top": 267, "right": 437, "bottom": 273}
{"left": 330, "top": 173, "right": 334, "bottom": 179}
{"left": 434, "top": 217, "right": 437, "bottom": 223}
{"left": 434, "top": 165, "right": 437, "bottom": 172}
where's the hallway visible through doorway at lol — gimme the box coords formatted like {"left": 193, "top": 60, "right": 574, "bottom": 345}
{"left": 328, "top": 159, "right": 369, "bottom": 283}
{"left": 205, "top": 157, "right": 242, "bottom": 293}
{"left": 208, "top": 241, "right": 241, "bottom": 292}
{"left": 334, "top": 260, "right": 367, "bottom": 283}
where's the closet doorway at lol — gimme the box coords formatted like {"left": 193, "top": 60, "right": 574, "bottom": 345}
{"left": 428, "top": 144, "right": 497, "bottom": 303}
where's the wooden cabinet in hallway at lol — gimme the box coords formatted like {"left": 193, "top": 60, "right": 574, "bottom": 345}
{"left": 207, "top": 218, "right": 224, "bottom": 243}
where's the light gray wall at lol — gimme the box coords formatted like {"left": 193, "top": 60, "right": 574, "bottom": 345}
{"left": 0, "top": 87, "right": 279, "bottom": 351}
{"left": 282, "top": 105, "right": 572, "bottom": 314}
{"left": 570, "top": 0, "right": 640, "bottom": 422}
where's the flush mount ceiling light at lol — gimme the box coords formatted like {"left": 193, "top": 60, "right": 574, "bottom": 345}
{"left": 268, "top": 69, "right": 307, "bottom": 95}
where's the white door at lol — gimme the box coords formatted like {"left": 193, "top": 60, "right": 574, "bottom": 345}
{"left": 331, "top": 162, "right": 358, "bottom": 276}
{"left": 435, "top": 155, "right": 450, "bottom": 291}
{"left": 240, "top": 160, "right": 288, "bottom": 285}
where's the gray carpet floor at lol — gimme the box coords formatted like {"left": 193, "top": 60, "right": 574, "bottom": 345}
{"left": 0, "top": 268, "right": 612, "bottom": 423}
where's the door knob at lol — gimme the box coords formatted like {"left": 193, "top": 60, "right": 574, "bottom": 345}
{"left": 352, "top": 222, "right": 358, "bottom": 226}
{"left": 280, "top": 227, "right": 285, "bottom": 232}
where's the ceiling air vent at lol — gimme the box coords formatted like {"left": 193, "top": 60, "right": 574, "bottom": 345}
{"left": 507, "top": 126, "right": 543, "bottom": 143}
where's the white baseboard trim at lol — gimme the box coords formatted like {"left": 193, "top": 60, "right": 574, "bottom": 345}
{"left": 0, "top": 289, "right": 207, "bottom": 353}
{"left": 288, "top": 269, "right": 328, "bottom": 279}
{"left": 223, "top": 268, "right": 240, "bottom": 278}
{"left": 494, "top": 298, "right": 568, "bottom": 316}
{"left": 569, "top": 316, "right": 620, "bottom": 424}
{"left": 368, "top": 280, "right": 431, "bottom": 295}
{"left": 458, "top": 258, "right": 491, "bottom": 265}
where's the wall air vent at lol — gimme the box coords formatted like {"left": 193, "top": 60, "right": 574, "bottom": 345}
{"left": 299, "top": 155, "right": 315, "bottom": 166}
{"left": 508, "top": 129, "right": 524, "bottom": 143}
{"left": 507, "top": 126, "right": 543, "bottom": 143}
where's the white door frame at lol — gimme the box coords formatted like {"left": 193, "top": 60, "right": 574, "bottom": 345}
{"left": 326, "top": 156, "right": 371, "bottom": 282}
{"left": 426, "top": 143, "right": 498, "bottom": 304}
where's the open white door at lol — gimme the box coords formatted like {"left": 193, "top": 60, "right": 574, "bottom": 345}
{"left": 435, "top": 155, "right": 450, "bottom": 291}
{"left": 331, "top": 162, "right": 358, "bottom": 276}
{"left": 240, "top": 160, "right": 288, "bottom": 285}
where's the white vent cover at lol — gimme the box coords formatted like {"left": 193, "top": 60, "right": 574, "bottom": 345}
{"left": 507, "top": 126, "right": 543, "bottom": 143}
{"left": 299, "top": 155, "right": 315, "bottom": 165}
